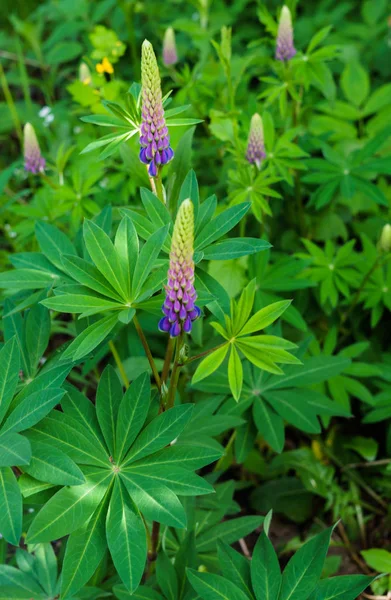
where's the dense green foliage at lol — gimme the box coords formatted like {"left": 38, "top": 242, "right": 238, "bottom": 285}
{"left": 0, "top": 0, "right": 391, "bottom": 598}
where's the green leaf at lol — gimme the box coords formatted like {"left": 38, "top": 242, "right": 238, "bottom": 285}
{"left": 0, "top": 565, "right": 44, "bottom": 597}
{"left": 228, "top": 345, "right": 243, "bottom": 401}
{"left": 42, "top": 294, "right": 121, "bottom": 316}
{"left": 0, "top": 467, "right": 22, "bottom": 545}
{"left": 251, "top": 531, "right": 281, "bottom": 600}
{"left": 25, "top": 304, "right": 50, "bottom": 372}
{"left": 279, "top": 525, "right": 335, "bottom": 600}
{"left": 1, "top": 388, "right": 65, "bottom": 435}
{"left": 96, "top": 365, "right": 123, "bottom": 457}
{"left": 196, "top": 516, "right": 264, "bottom": 552}
{"left": 0, "top": 433, "right": 31, "bottom": 467}
{"left": 239, "top": 300, "right": 291, "bottom": 336}
{"left": 132, "top": 225, "right": 169, "bottom": 298}
{"left": 361, "top": 549, "right": 391, "bottom": 573}
{"left": 113, "top": 584, "right": 164, "bottom": 599}
{"left": 61, "top": 496, "right": 107, "bottom": 599}
{"left": 137, "top": 437, "right": 223, "bottom": 471}
{"left": 62, "top": 314, "right": 118, "bottom": 361}
{"left": 121, "top": 472, "right": 186, "bottom": 528}
{"left": 156, "top": 551, "right": 178, "bottom": 600}
{"left": 107, "top": 478, "right": 147, "bottom": 592}
{"left": 115, "top": 215, "right": 139, "bottom": 298}
{"left": 123, "top": 404, "right": 194, "bottom": 465}
{"left": 24, "top": 439, "right": 85, "bottom": 486}
{"left": 217, "top": 541, "right": 253, "bottom": 599}
{"left": 187, "top": 568, "right": 250, "bottom": 600}
{"left": 62, "top": 254, "right": 124, "bottom": 302}
{"left": 253, "top": 397, "right": 284, "bottom": 453}
{"left": 35, "top": 221, "right": 77, "bottom": 270}
{"left": 26, "top": 467, "right": 111, "bottom": 543}
{"left": 262, "top": 356, "right": 351, "bottom": 391}
{"left": 115, "top": 373, "right": 150, "bottom": 462}
{"left": 309, "top": 574, "right": 377, "bottom": 600}
{"left": 202, "top": 238, "right": 271, "bottom": 260}
{"left": 264, "top": 391, "right": 321, "bottom": 434}
{"left": 167, "top": 127, "right": 195, "bottom": 212}
{"left": 341, "top": 61, "right": 370, "bottom": 107}
{"left": 83, "top": 219, "right": 128, "bottom": 301}
{"left": 123, "top": 464, "right": 213, "bottom": 496}
{"left": 34, "top": 543, "right": 57, "bottom": 597}
{"left": 0, "top": 268, "right": 56, "bottom": 290}
{"left": 192, "top": 345, "right": 229, "bottom": 384}
{"left": 0, "top": 337, "right": 20, "bottom": 425}
{"left": 178, "top": 169, "right": 200, "bottom": 220}
{"left": 195, "top": 203, "right": 250, "bottom": 251}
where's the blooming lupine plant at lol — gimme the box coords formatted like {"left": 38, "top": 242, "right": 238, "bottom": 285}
{"left": 23, "top": 122, "right": 45, "bottom": 173}
{"left": 159, "top": 199, "right": 200, "bottom": 336}
{"left": 0, "top": 2, "right": 389, "bottom": 600}
{"left": 162, "top": 27, "right": 178, "bottom": 66}
{"left": 275, "top": 5, "right": 297, "bottom": 61}
{"left": 139, "top": 39, "right": 174, "bottom": 176}
{"left": 246, "top": 113, "right": 266, "bottom": 169}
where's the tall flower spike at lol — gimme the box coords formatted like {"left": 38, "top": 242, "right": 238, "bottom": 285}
{"left": 276, "top": 5, "right": 297, "bottom": 62}
{"left": 23, "top": 123, "right": 45, "bottom": 174}
{"left": 140, "top": 40, "right": 174, "bottom": 177}
{"left": 159, "top": 199, "right": 201, "bottom": 337}
{"left": 163, "top": 27, "right": 178, "bottom": 66}
{"left": 246, "top": 113, "right": 266, "bottom": 169}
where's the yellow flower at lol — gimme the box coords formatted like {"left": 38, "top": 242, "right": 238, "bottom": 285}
{"left": 96, "top": 57, "right": 114, "bottom": 75}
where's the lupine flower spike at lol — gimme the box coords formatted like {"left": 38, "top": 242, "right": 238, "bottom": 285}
{"left": 246, "top": 113, "right": 266, "bottom": 169}
{"left": 276, "top": 5, "right": 297, "bottom": 62}
{"left": 159, "top": 199, "right": 201, "bottom": 337}
{"left": 139, "top": 40, "right": 174, "bottom": 177}
{"left": 163, "top": 27, "right": 178, "bottom": 66}
{"left": 23, "top": 123, "right": 45, "bottom": 174}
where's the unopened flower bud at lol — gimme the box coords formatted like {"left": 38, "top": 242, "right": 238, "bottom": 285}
{"left": 159, "top": 199, "right": 201, "bottom": 337}
{"left": 139, "top": 40, "right": 174, "bottom": 177}
{"left": 23, "top": 123, "right": 45, "bottom": 174}
{"left": 276, "top": 5, "right": 297, "bottom": 62}
{"left": 163, "top": 27, "right": 178, "bottom": 66}
{"left": 246, "top": 113, "right": 266, "bottom": 169}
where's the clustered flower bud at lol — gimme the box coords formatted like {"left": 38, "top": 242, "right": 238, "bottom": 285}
{"left": 23, "top": 123, "right": 45, "bottom": 174}
{"left": 163, "top": 27, "right": 178, "bottom": 66}
{"left": 139, "top": 40, "right": 174, "bottom": 177}
{"left": 159, "top": 199, "right": 201, "bottom": 337}
{"left": 276, "top": 5, "right": 297, "bottom": 62}
{"left": 246, "top": 113, "right": 266, "bottom": 169}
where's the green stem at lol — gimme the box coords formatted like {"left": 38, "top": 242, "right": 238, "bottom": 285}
{"left": 162, "top": 337, "right": 175, "bottom": 384}
{"left": 155, "top": 172, "right": 165, "bottom": 204}
{"left": 186, "top": 342, "right": 226, "bottom": 364}
{"left": 133, "top": 316, "right": 162, "bottom": 392}
{"left": 108, "top": 340, "right": 129, "bottom": 389}
{"left": 341, "top": 255, "right": 383, "bottom": 326}
{"left": 0, "top": 61, "right": 22, "bottom": 141}
{"left": 166, "top": 332, "right": 184, "bottom": 409}
{"left": 214, "top": 431, "right": 236, "bottom": 471}
{"left": 40, "top": 172, "right": 60, "bottom": 190}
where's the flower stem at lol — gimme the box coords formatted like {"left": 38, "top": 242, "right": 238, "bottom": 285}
{"left": 166, "top": 332, "right": 184, "bottom": 409}
{"left": 214, "top": 430, "right": 236, "bottom": 471}
{"left": 341, "top": 255, "right": 383, "bottom": 326}
{"left": 108, "top": 340, "right": 129, "bottom": 389}
{"left": 186, "top": 342, "right": 226, "bottom": 364}
{"left": 155, "top": 171, "right": 165, "bottom": 204}
{"left": 162, "top": 337, "right": 175, "bottom": 384}
{"left": 133, "top": 315, "right": 162, "bottom": 392}
{"left": 0, "top": 61, "right": 22, "bottom": 141}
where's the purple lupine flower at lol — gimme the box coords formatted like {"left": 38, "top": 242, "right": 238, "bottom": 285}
{"left": 163, "top": 27, "right": 178, "bottom": 66}
{"left": 139, "top": 40, "right": 174, "bottom": 177}
{"left": 159, "top": 199, "right": 201, "bottom": 337}
{"left": 275, "top": 5, "right": 297, "bottom": 62}
{"left": 246, "top": 113, "right": 266, "bottom": 169}
{"left": 23, "top": 123, "right": 45, "bottom": 174}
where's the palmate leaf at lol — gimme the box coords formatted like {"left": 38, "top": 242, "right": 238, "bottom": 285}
{"left": 217, "top": 541, "right": 252, "bottom": 599}
{"left": 251, "top": 531, "right": 281, "bottom": 600}
{"left": 308, "top": 574, "right": 377, "bottom": 600}
{"left": 0, "top": 433, "right": 31, "bottom": 467}
{"left": 0, "top": 467, "right": 23, "bottom": 545}
{"left": 96, "top": 365, "right": 123, "bottom": 457}
{"left": 24, "top": 439, "right": 85, "bottom": 486}
{"left": 107, "top": 478, "right": 147, "bottom": 593}
{"left": 187, "top": 569, "right": 250, "bottom": 600}
{"left": 0, "top": 337, "right": 20, "bottom": 425}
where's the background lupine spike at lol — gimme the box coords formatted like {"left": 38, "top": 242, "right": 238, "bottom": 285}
{"left": 163, "top": 27, "right": 178, "bottom": 66}
{"left": 23, "top": 123, "right": 46, "bottom": 174}
{"left": 246, "top": 113, "right": 266, "bottom": 169}
{"left": 159, "top": 199, "right": 201, "bottom": 337}
{"left": 139, "top": 39, "right": 174, "bottom": 177}
{"left": 276, "top": 5, "right": 297, "bottom": 61}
